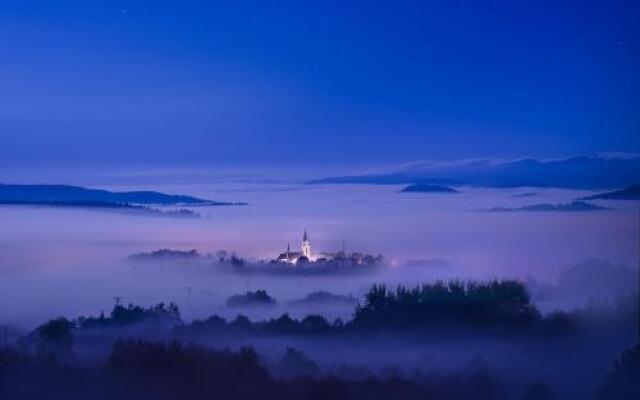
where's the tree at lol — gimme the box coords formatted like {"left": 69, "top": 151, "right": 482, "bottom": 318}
{"left": 277, "top": 347, "right": 319, "bottom": 379}
{"left": 599, "top": 343, "right": 640, "bottom": 400}
{"left": 35, "top": 317, "right": 74, "bottom": 359}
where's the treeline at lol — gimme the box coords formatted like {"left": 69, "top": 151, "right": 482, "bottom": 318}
{"left": 16, "top": 303, "right": 182, "bottom": 358}
{"left": 177, "top": 313, "right": 343, "bottom": 338}
{"left": 354, "top": 281, "right": 543, "bottom": 330}
{"left": 78, "top": 303, "right": 180, "bottom": 329}
{"left": 4, "top": 337, "right": 638, "bottom": 400}
{"left": 181, "top": 281, "right": 574, "bottom": 339}
{"left": 20, "top": 281, "right": 580, "bottom": 348}
{"left": 0, "top": 338, "right": 526, "bottom": 400}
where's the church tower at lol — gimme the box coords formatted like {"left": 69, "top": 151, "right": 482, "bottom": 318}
{"left": 301, "top": 229, "right": 311, "bottom": 258}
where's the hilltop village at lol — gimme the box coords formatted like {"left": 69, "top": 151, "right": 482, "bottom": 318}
{"left": 271, "top": 229, "right": 383, "bottom": 269}
{"left": 129, "top": 229, "right": 384, "bottom": 274}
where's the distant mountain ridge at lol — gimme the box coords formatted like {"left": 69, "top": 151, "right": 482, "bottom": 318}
{"left": 0, "top": 184, "right": 241, "bottom": 206}
{"left": 579, "top": 185, "right": 640, "bottom": 200}
{"left": 400, "top": 184, "right": 458, "bottom": 193}
{"left": 309, "top": 153, "right": 640, "bottom": 189}
{"left": 483, "top": 201, "right": 609, "bottom": 213}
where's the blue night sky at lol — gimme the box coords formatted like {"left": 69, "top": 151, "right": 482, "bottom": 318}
{"left": 0, "top": 0, "right": 638, "bottom": 169}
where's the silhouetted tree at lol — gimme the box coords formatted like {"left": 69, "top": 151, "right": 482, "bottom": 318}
{"left": 35, "top": 317, "right": 74, "bottom": 359}
{"left": 301, "top": 315, "right": 330, "bottom": 333}
{"left": 107, "top": 339, "right": 272, "bottom": 399}
{"left": 353, "top": 280, "right": 541, "bottom": 331}
{"left": 78, "top": 302, "right": 181, "bottom": 329}
{"left": 276, "top": 347, "right": 319, "bottom": 379}
{"left": 226, "top": 290, "right": 276, "bottom": 308}
{"left": 598, "top": 343, "right": 640, "bottom": 400}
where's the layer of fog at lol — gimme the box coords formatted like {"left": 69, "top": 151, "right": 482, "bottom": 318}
{"left": 0, "top": 182, "right": 637, "bottom": 332}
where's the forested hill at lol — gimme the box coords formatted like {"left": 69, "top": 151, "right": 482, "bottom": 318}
{"left": 0, "top": 184, "right": 243, "bottom": 206}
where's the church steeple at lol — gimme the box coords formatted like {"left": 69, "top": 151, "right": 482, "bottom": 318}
{"left": 301, "top": 229, "right": 311, "bottom": 258}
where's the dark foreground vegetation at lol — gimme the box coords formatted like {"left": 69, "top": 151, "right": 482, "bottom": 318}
{"left": 0, "top": 338, "right": 523, "bottom": 400}
{"left": 598, "top": 342, "right": 640, "bottom": 399}
{"left": 3, "top": 334, "right": 638, "bottom": 400}
{"left": 2, "top": 280, "right": 637, "bottom": 399}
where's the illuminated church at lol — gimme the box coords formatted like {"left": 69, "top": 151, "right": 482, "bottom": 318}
{"left": 277, "top": 229, "right": 315, "bottom": 265}
{"left": 273, "top": 229, "right": 381, "bottom": 268}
